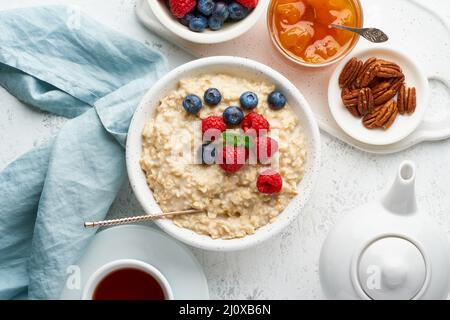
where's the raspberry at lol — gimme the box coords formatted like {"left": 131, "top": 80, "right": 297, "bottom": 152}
{"left": 202, "top": 116, "right": 227, "bottom": 140}
{"left": 257, "top": 170, "right": 283, "bottom": 194}
{"left": 253, "top": 136, "right": 278, "bottom": 163}
{"left": 169, "top": 0, "right": 196, "bottom": 18}
{"left": 241, "top": 112, "right": 270, "bottom": 136}
{"left": 219, "top": 146, "right": 247, "bottom": 173}
{"left": 236, "top": 0, "right": 258, "bottom": 9}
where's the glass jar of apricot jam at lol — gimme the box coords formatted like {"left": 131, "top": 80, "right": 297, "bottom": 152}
{"left": 267, "top": 0, "right": 363, "bottom": 67}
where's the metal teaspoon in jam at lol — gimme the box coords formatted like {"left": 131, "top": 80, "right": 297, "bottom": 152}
{"left": 330, "top": 24, "right": 389, "bottom": 43}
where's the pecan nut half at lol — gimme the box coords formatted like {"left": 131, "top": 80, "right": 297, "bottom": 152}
{"left": 363, "top": 100, "right": 398, "bottom": 130}
{"left": 341, "top": 87, "right": 359, "bottom": 106}
{"left": 397, "top": 85, "right": 416, "bottom": 114}
{"left": 339, "top": 57, "right": 363, "bottom": 88}
{"left": 357, "top": 88, "right": 374, "bottom": 116}
{"left": 397, "top": 84, "right": 406, "bottom": 114}
{"left": 341, "top": 88, "right": 360, "bottom": 117}
{"left": 370, "top": 80, "right": 392, "bottom": 94}
{"left": 356, "top": 57, "right": 379, "bottom": 88}
{"left": 376, "top": 60, "right": 404, "bottom": 78}
{"left": 361, "top": 108, "right": 379, "bottom": 129}
{"left": 374, "top": 88, "right": 397, "bottom": 106}
{"left": 407, "top": 87, "right": 416, "bottom": 114}
{"left": 389, "top": 75, "right": 405, "bottom": 92}
{"left": 370, "top": 76, "right": 404, "bottom": 106}
{"left": 346, "top": 105, "right": 360, "bottom": 117}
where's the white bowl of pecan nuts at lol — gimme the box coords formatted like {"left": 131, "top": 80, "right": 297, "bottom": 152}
{"left": 328, "top": 47, "right": 428, "bottom": 146}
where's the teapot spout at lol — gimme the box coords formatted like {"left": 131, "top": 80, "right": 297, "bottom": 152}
{"left": 381, "top": 161, "right": 418, "bottom": 215}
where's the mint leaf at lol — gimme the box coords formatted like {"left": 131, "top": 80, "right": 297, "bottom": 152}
{"left": 221, "top": 132, "right": 254, "bottom": 149}
{"left": 243, "top": 135, "right": 254, "bottom": 149}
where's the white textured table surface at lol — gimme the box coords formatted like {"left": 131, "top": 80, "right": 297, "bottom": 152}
{"left": 1, "top": 0, "right": 450, "bottom": 300}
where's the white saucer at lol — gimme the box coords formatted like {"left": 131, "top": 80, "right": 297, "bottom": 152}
{"left": 59, "top": 225, "right": 209, "bottom": 299}
{"left": 328, "top": 47, "right": 429, "bottom": 146}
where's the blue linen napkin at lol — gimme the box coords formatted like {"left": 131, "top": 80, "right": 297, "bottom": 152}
{"left": 0, "top": 6, "right": 167, "bottom": 299}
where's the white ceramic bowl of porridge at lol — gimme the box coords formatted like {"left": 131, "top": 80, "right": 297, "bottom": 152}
{"left": 127, "top": 56, "right": 321, "bottom": 251}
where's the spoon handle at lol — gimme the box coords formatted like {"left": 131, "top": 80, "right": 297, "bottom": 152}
{"left": 330, "top": 23, "right": 361, "bottom": 33}
{"left": 84, "top": 209, "right": 204, "bottom": 228}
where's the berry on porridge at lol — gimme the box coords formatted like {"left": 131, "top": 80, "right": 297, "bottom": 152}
{"left": 257, "top": 170, "right": 283, "bottom": 194}
{"left": 253, "top": 136, "right": 279, "bottom": 164}
{"left": 204, "top": 88, "right": 222, "bottom": 105}
{"left": 201, "top": 115, "right": 227, "bottom": 136}
{"left": 241, "top": 112, "right": 270, "bottom": 136}
{"left": 268, "top": 90, "right": 287, "bottom": 110}
{"left": 198, "top": 143, "right": 217, "bottom": 165}
{"left": 223, "top": 106, "right": 244, "bottom": 125}
{"left": 182, "top": 94, "right": 203, "bottom": 114}
{"left": 219, "top": 145, "right": 247, "bottom": 173}
{"left": 240, "top": 91, "right": 259, "bottom": 110}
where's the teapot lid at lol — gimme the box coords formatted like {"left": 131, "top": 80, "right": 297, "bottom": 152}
{"left": 355, "top": 236, "right": 427, "bottom": 300}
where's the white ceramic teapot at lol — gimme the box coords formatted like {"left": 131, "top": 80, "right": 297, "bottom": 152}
{"left": 320, "top": 161, "right": 450, "bottom": 300}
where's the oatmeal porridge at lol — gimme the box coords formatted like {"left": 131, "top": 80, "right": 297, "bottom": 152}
{"left": 140, "top": 74, "right": 306, "bottom": 239}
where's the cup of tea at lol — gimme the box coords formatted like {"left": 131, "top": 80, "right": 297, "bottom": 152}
{"left": 81, "top": 259, "right": 174, "bottom": 300}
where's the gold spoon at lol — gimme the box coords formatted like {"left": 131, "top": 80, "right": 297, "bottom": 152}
{"left": 84, "top": 209, "right": 204, "bottom": 228}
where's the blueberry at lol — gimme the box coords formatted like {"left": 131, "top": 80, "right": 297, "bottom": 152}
{"left": 198, "top": 143, "right": 217, "bottom": 165}
{"left": 208, "top": 16, "right": 224, "bottom": 30}
{"left": 212, "top": 2, "right": 229, "bottom": 21}
{"left": 182, "top": 94, "right": 202, "bottom": 114}
{"left": 240, "top": 91, "right": 258, "bottom": 110}
{"left": 180, "top": 13, "right": 195, "bottom": 26}
{"left": 189, "top": 16, "right": 208, "bottom": 32}
{"left": 197, "top": 0, "right": 215, "bottom": 16}
{"left": 223, "top": 106, "right": 244, "bottom": 125}
{"left": 204, "top": 88, "right": 222, "bottom": 105}
{"left": 268, "top": 91, "right": 287, "bottom": 110}
{"left": 228, "top": 2, "right": 248, "bottom": 21}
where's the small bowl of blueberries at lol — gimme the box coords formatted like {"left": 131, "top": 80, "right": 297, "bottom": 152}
{"left": 148, "top": 0, "right": 269, "bottom": 44}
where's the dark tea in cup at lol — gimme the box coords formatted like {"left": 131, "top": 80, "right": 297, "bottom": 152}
{"left": 93, "top": 267, "right": 165, "bottom": 300}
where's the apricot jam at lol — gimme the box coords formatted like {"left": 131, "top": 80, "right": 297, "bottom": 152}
{"left": 268, "top": 0, "right": 362, "bottom": 65}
